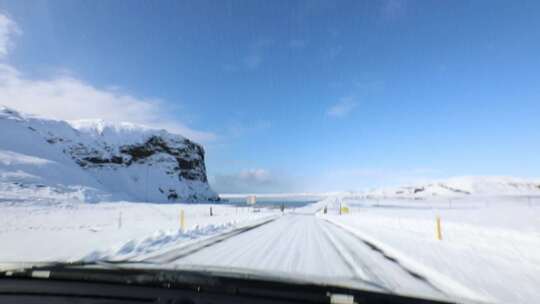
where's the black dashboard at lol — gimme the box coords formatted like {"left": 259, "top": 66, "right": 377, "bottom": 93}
{"left": 0, "top": 265, "right": 459, "bottom": 304}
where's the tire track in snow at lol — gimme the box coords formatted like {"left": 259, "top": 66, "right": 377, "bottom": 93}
{"left": 320, "top": 219, "right": 445, "bottom": 297}
{"left": 318, "top": 220, "right": 393, "bottom": 291}
{"left": 145, "top": 214, "right": 448, "bottom": 300}
{"left": 165, "top": 215, "right": 358, "bottom": 277}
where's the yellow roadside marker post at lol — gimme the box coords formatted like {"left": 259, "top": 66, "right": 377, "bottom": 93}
{"left": 436, "top": 216, "right": 442, "bottom": 240}
{"left": 180, "top": 209, "right": 185, "bottom": 232}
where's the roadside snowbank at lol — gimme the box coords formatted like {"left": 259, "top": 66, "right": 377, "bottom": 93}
{"left": 0, "top": 201, "right": 278, "bottom": 262}
{"left": 83, "top": 221, "right": 238, "bottom": 261}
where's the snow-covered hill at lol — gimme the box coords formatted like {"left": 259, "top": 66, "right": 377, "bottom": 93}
{"left": 0, "top": 106, "right": 219, "bottom": 203}
{"left": 361, "top": 176, "right": 540, "bottom": 199}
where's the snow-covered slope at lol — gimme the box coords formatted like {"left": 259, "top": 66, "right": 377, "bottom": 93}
{"left": 0, "top": 106, "right": 219, "bottom": 203}
{"left": 362, "top": 176, "right": 540, "bottom": 199}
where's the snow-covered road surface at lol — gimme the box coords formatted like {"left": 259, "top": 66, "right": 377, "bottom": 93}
{"left": 145, "top": 214, "right": 446, "bottom": 301}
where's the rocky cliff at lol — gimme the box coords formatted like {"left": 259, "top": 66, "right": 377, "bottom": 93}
{"left": 0, "top": 106, "right": 219, "bottom": 203}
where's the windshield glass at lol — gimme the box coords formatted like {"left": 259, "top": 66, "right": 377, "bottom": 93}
{"left": 0, "top": 1, "right": 539, "bottom": 303}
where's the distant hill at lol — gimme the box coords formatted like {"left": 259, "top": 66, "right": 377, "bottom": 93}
{"left": 361, "top": 176, "right": 540, "bottom": 199}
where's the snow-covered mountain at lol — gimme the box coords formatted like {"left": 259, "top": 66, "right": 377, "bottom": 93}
{"left": 0, "top": 106, "right": 219, "bottom": 203}
{"left": 361, "top": 176, "right": 540, "bottom": 199}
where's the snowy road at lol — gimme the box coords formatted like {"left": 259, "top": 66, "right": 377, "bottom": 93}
{"left": 146, "top": 214, "right": 445, "bottom": 299}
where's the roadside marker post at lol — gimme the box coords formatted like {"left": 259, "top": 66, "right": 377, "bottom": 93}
{"left": 436, "top": 216, "right": 442, "bottom": 240}
{"left": 180, "top": 209, "right": 185, "bottom": 232}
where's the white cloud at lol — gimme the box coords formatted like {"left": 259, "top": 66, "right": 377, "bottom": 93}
{"left": 239, "top": 169, "right": 272, "bottom": 182}
{"left": 326, "top": 96, "right": 358, "bottom": 118}
{"left": 0, "top": 13, "right": 215, "bottom": 142}
{"left": 0, "top": 13, "right": 20, "bottom": 59}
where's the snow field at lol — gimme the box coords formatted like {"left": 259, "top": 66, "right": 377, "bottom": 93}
{"left": 0, "top": 201, "right": 279, "bottom": 262}
{"left": 319, "top": 197, "right": 540, "bottom": 304}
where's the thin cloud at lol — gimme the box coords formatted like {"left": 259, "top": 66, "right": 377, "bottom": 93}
{"left": 0, "top": 13, "right": 215, "bottom": 142}
{"left": 250, "top": 38, "right": 274, "bottom": 50}
{"left": 244, "top": 54, "right": 262, "bottom": 69}
{"left": 354, "top": 80, "right": 385, "bottom": 93}
{"left": 0, "top": 13, "right": 20, "bottom": 59}
{"left": 222, "top": 63, "right": 240, "bottom": 72}
{"left": 326, "top": 97, "right": 358, "bottom": 118}
{"left": 314, "top": 167, "right": 442, "bottom": 192}
{"left": 289, "top": 39, "right": 306, "bottom": 49}
{"left": 212, "top": 169, "right": 295, "bottom": 193}
{"left": 226, "top": 120, "right": 271, "bottom": 138}
{"left": 240, "top": 38, "right": 273, "bottom": 70}
{"left": 327, "top": 45, "right": 343, "bottom": 60}
{"left": 381, "top": 0, "right": 407, "bottom": 20}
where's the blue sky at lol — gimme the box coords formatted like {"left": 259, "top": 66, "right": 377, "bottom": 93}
{"left": 0, "top": 0, "right": 539, "bottom": 192}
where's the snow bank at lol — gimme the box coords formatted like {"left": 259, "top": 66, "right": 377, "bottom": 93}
{"left": 0, "top": 201, "right": 279, "bottom": 262}
{"left": 83, "top": 221, "right": 238, "bottom": 261}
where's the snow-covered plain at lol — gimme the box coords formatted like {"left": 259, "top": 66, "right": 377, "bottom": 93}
{"left": 0, "top": 200, "right": 279, "bottom": 262}
{"left": 1, "top": 194, "right": 539, "bottom": 303}
{"left": 314, "top": 196, "right": 540, "bottom": 304}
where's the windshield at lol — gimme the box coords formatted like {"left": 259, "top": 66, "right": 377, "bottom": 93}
{"left": 0, "top": 1, "right": 538, "bottom": 303}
